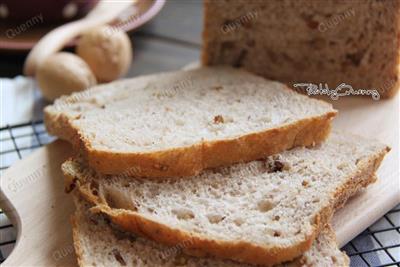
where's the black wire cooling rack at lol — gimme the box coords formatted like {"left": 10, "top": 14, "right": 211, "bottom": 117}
{"left": 0, "top": 121, "right": 399, "bottom": 266}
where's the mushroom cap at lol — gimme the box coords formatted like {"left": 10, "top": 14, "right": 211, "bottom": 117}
{"left": 76, "top": 25, "right": 133, "bottom": 82}
{"left": 36, "top": 52, "right": 97, "bottom": 101}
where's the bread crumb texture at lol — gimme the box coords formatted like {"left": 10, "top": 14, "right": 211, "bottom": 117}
{"left": 46, "top": 66, "right": 336, "bottom": 178}
{"left": 73, "top": 196, "right": 350, "bottom": 267}
{"left": 203, "top": 0, "right": 400, "bottom": 98}
{"left": 65, "top": 132, "right": 388, "bottom": 265}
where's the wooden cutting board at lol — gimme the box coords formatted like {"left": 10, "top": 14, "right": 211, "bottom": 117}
{"left": 0, "top": 93, "right": 399, "bottom": 267}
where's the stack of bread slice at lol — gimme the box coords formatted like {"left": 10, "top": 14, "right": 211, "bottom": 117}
{"left": 45, "top": 67, "right": 390, "bottom": 266}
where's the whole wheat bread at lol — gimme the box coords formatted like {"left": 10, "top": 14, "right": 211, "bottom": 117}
{"left": 63, "top": 132, "right": 389, "bottom": 265}
{"left": 72, "top": 196, "right": 349, "bottom": 267}
{"left": 202, "top": 0, "right": 400, "bottom": 98}
{"left": 46, "top": 66, "right": 336, "bottom": 178}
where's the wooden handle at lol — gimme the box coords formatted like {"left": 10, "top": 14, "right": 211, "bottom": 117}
{"left": 24, "top": 20, "right": 86, "bottom": 76}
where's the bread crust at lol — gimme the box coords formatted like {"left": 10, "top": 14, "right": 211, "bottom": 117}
{"left": 201, "top": 0, "right": 212, "bottom": 65}
{"left": 47, "top": 109, "right": 336, "bottom": 179}
{"left": 66, "top": 145, "right": 389, "bottom": 265}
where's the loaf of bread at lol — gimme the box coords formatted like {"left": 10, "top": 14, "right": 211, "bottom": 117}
{"left": 202, "top": 0, "right": 400, "bottom": 98}
{"left": 63, "top": 132, "right": 389, "bottom": 265}
{"left": 45, "top": 66, "right": 336, "bottom": 179}
{"left": 72, "top": 196, "right": 349, "bottom": 267}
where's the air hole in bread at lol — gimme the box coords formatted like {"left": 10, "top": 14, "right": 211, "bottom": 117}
{"left": 104, "top": 190, "right": 138, "bottom": 211}
{"left": 233, "top": 218, "right": 244, "bottom": 226}
{"left": 147, "top": 188, "right": 160, "bottom": 198}
{"left": 173, "top": 254, "right": 189, "bottom": 265}
{"left": 112, "top": 249, "right": 126, "bottom": 266}
{"left": 147, "top": 207, "right": 154, "bottom": 213}
{"left": 210, "top": 183, "right": 219, "bottom": 189}
{"left": 337, "top": 162, "right": 348, "bottom": 170}
{"left": 229, "top": 190, "right": 240, "bottom": 197}
{"left": 89, "top": 180, "right": 99, "bottom": 195}
{"left": 172, "top": 208, "right": 195, "bottom": 220}
{"left": 346, "top": 51, "right": 365, "bottom": 67}
{"left": 207, "top": 214, "right": 225, "bottom": 224}
{"left": 257, "top": 200, "right": 275, "bottom": 212}
{"left": 91, "top": 189, "right": 98, "bottom": 196}
{"left": 211, "top": 85, "right": 223, "bottom": 91}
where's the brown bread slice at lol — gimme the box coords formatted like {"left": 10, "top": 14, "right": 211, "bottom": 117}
{"left": 72, "top": 196, "right": 349, "bottom": 267}
{"left": 202, "top": 0, "right": 400, "bottom": 98}
{"left": 63, "top": 132, "right": 389, "bottom": 265}
{"left": 45, "top": 66, "right": 336, "bottom": 179}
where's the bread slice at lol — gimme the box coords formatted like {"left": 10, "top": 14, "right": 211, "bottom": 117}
{"left": 46, "top": 66, "right": 336, "bottom": 178}
{"left": 202, "top": 1, "right": 400, "bottom": 98}
{"left": 63, "top": 132, "right": 389, "bottom": 265}
{"left": 72, "top": 196, "right": 349, "bottom": 267}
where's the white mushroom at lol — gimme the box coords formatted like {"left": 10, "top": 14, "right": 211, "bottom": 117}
{"left": 36, "top": 52, "right": 97, "bottom": 101}
{"left": 76, "top": 25, "right": 132, "bottom": 82}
